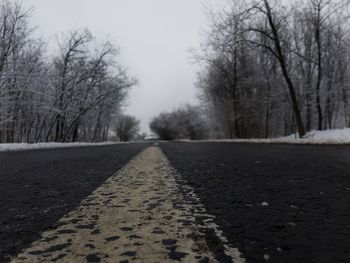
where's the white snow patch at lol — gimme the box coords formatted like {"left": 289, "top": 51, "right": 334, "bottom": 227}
{"left": 187, "top": 128, "right": 350, "bottom": 145}
{"left": 0, "top": 142, "right": 129, "bottom": 152}
{"left": 264, "top": 254, "right": 271, "bottom": 261}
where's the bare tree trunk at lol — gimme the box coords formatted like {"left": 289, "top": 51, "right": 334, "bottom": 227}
{"left": 314, "top": 2, "right": 323, "bottom": 130}
{"left": 72, "top": 122, "right": 79, "bottom": 142}
{"left": 263, "top": 0, "right": 306, "bottom": 137}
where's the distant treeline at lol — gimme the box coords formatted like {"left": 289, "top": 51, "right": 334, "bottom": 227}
{"left": 150, "top": 105, "right": 207, "bottom": 140}
{"left": 0, "top": 0, "right": 136, "bottom": 143}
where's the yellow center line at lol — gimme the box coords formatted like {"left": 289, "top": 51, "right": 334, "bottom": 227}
{"left": 11, "top": 146, "right": 244, "bottom": 263}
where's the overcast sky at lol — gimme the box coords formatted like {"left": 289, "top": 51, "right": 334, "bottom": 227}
{"left": 22, "top": 0, "right": 218, "bottom": 133}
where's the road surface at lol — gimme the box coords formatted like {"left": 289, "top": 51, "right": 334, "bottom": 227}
{"left": 0, "top": 144, "right": 148, "bottom": 262}
{"left": 1, "top": 142, "right": 350, "bottom": 262}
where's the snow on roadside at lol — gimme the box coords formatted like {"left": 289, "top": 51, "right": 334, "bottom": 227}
{"left": 190, "top": 128, "right": 350, "bottom": 145}
{"left": 2, "top": 128, "right": 350, "bottom": 151}
{"left": 280, "top": 128, "right": 350, "bottom": 144}
{"left": 0, "top": 142, "right": 127, "bottom": 152}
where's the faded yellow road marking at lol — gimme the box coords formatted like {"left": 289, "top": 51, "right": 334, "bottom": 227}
{"left": 11, "top": 147, "right": 244, "bottom": 263}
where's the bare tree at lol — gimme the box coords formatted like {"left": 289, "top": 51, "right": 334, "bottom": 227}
{"left": 115, "top": 115, "right": 140, "bottom": 142}
{"left": 0, "top": 0, "right": 136, "bottom": 143}
{"left": 195, "top": 0, "right": 350, "bottom": 139}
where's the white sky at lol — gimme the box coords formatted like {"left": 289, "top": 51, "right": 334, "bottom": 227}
{"left": 22, "top": 0, "right": 216, "bottom": 133}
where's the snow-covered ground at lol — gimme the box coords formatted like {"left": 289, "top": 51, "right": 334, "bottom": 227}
{"left": 0, "top": 142, "right": 126, "bottom": 152}
{"left": 1, "top": 128, "right": 349, "bottom": 152}
{"left": 193, "top": 128, "right": 350, "bottom": 145}
{"left": 280, "top": 128, "right": 350, "bottom": 144}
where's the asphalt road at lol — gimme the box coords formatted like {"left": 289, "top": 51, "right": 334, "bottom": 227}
{"left": 161, "top": 142, "right": 350, "bottom": 263}
{"left": 1, "top": 142, "right": 350, "bottom": 263}
{"left": 0, "top": 143, "right": 149, "bottom": 263}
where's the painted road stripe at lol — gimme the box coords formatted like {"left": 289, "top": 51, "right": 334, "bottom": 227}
{"left": 11, "top": 147, "right": 244, "bottom": 263}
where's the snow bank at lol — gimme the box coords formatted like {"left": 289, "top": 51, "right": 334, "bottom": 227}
{"left": 281, "top": 129, "right": 350, "bottom": 144}
{"left": 189, "top": 128, "right": 350, "bottom": 145}
{"left": 0, "top": 142, "right": 126, "bottom": 152}
{"left": 2, "top": 129, "right": 349, "bottom": 151}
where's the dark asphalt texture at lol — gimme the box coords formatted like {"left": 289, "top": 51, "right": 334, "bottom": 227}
{"left": 0, "top": 143, "right": 148, "bottom": 262}
{"left": 160, "top": 142, "right": 350, "bottom": 263}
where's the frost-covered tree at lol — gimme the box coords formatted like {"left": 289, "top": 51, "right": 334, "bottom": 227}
{"left": 195, "top": 0, "right": 350, "bottom": 138}
{"left": 114, "top": 115, "right": 140, "bottom": 142}
{"left": 0, "top": 0, "right": 136, "bottom": 143}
